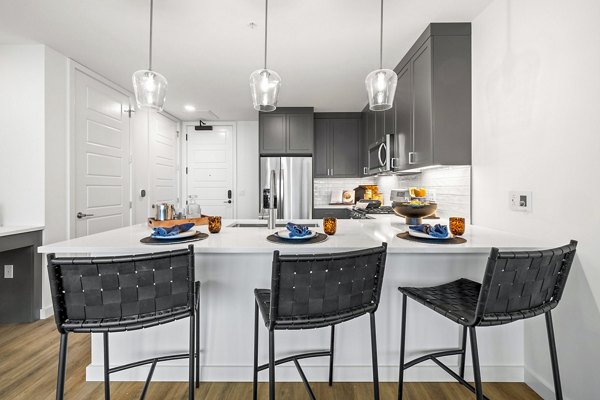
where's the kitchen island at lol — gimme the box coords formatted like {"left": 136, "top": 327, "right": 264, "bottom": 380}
{"left": 38, "top": 217, "right": 561, "bottom": 384}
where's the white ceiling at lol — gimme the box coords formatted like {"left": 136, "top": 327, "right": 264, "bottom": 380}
{"left": 0, "top": 0, "right": 492, "bottom": 121}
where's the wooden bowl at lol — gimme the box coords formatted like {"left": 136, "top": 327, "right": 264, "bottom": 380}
{"left": 392, "top": 202, "right": 438, "bottom": 225}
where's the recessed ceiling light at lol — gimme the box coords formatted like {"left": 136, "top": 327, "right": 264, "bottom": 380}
{"left": 184, "top": 105, "right": 196, "bottom": 112}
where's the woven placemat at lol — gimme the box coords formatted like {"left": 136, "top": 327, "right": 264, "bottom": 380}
{"left": 267, "top": 232, "right": 329, "bottom": 244}
{"left": 396, "top": 232, "right": 467, "bottom": 244}
{"left": 140, "top": 232, "right": 209, "bottom": 245}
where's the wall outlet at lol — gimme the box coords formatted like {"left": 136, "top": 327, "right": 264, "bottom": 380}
{"left": 510, "top": 191, "right": 532, "bottom": 212}
{"left": 4, "top": 264, "right": 14, "bottom": 279}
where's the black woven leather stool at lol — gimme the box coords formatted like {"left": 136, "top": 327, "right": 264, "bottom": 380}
{"left": 47, "top": 245, "right": 201, "bottom": 400}
{"left": 397, "top": 241, "right": 577, "bottom": 400}
{"left": 253, "top": 243, "right": 388, "bottom": 400}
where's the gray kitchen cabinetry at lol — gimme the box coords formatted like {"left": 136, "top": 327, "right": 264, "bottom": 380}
{"left": 0, "top": 229, "right": 43, "bottom": 323}
{"left": 314, "top": 114, "right": 360, "bottom": 178}
{"left": 393, "top": 23, "right": 472, "bottom": 170}
{"left": 259, "top": 107, "right": 314, "bottom": 155}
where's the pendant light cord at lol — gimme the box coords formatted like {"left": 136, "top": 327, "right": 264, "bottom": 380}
{"left": 379, "top": 0, "right": 383, "bottom": 69}
{"left": 149, "top": 0, "right": 154, "bottom": 70}
{"left": 264, "top": 0, "right": 268, "bottom": 69}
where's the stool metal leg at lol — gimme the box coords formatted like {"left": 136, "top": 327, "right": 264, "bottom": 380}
{"left": 253, "top": 302, "right": 259, "bottom": 400}
{"left": 56, "top": 333, "right": 68, "bottom": 400}
{"left": 370, "top": 313, "right": 380, "bottom": 400}
{"left": 459, "top": 325, "right": 468, "bottom": 379}
{"left": 103, "top": 332, "right": 110, "bottom": 400}
{"left": 269, "top": 329, "right": 275, "bottom": 400}
{"left": 189, "top": 313, "right": 195, "bottom": 400}
{"left": 468, "top": 327, "right": 483, "bottom": 400}
{"left": 397, "top": 294, "right": 407, "bottom": 400}
{"left": 195, "top": 288, "right": 200, "bottom": 388}
{"left": 545, "top": 311, "right": 563, "bottom": 400}
{"left": 328, "top": 325, "right": 335, "bottom": 386}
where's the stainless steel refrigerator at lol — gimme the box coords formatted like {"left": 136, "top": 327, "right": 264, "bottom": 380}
{"left": 260, "top": 157, "right": 312, "bottom": 219}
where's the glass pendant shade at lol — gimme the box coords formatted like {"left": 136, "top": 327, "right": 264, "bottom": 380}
{"left": 132, "top": 70, "right": 168, "bottom": 111}
{"left": 365, "top": 68, "right": 397, "bottom": 111}
{"left": 250, "top": 68, "right": 281, "bottom": 112}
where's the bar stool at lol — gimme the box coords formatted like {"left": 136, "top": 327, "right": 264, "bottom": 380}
{"left": 397, "top": 241, "right": 577, "bottom": 400}
{"left": 46, "top": 245, "right": 201, "bottom": 400}
{"left": 253, "top": 243, "right": 388, "bottom": 400}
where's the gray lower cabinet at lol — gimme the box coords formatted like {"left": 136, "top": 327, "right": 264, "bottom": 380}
{"left": 313, "top": 208, "right": 350, "bottom": 219}
{"left": 0, "top": 230, "right": 43, "bottom": 323}
{"left": 314, "top": 114, "right": 360, "bottom": 178}
{"left": 259, "top": 107, "right": 314, "bottom": 155}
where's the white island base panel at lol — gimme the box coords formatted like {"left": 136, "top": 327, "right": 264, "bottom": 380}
{"left": 85, "top": 252, "right": 524, "bottom": 383}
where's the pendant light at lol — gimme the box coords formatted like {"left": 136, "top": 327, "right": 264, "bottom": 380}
{"left": 249, "top": 0, "right": 281, "bottom": 112}
{"left": 132, "top": 0, "right": 168, "bottom": 111}
{"left": 365, "top": 0, "right": 397, "bottom": 111}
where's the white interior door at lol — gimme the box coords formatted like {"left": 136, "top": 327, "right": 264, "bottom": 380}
{"left": 149, "top": 113, "right": 179, "bottom": 209}
{"left": 74, "top": 69, "right": 131, "bottom": 237}
{"left": 186, "top": 125, "right": 234, "bottom": 218}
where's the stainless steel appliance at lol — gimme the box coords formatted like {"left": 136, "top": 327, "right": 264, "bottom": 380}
{"left": 368, "top": 134, "right": 394, "bottom": 174}
{"left": 260, "top": 157, "right": 312, "bottom": 219}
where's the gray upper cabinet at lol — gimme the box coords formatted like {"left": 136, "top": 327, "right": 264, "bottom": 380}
{"left": 391, "top": 23, "right": 472, "bottom": 171}
{"left": 314, "top": 119, "right": 330, "bottom": 177}
{"left": 411, "top": 40, "right": 433, "bottom": 167}
{"left": 259, "top": 107, "right": 314, "bottom": 155}
{"left": 314, "top": 114, "right": 360, "bottom": 178}
{"left": 394, "top": 64, "right": 412, "bottom": 169}
{"left": 259, "top": 114, "right": 286, "bottom": 154}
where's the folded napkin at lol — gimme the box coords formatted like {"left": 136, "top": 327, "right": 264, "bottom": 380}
{"left": 286, "top": 222, "right": 312, "bottom": 238}
{"left": 152, "top": 223, "right": 195, "bottom": 237}
{"left": 409, "top": 223, "right": 449, "bottom": 239}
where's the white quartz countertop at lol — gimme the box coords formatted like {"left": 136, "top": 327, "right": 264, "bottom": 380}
{"left": 0, "top": 226, "right": 44, "bottom": 237}
{"left": 37, "top": 217, "right": 560, "bottom": 255}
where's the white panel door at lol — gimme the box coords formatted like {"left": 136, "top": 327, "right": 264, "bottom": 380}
{"left": 149, "top": 113, "right": 179, "bottom": 209}
{"left": 186, "top": 125, "right": 234, "bottom": 218}
{"left": 74, "top": 69, "right": 131, "bottom": 237}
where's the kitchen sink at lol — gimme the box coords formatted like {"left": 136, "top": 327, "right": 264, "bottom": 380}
{"left": 228, "top": 223, "right": 319, "bottom": 228}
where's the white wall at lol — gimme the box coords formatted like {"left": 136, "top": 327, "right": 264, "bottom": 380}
{"left": 0, "top": 45, "right": 46, "bottom": 226}
{"left": 236, "top": 121, "right": 259, "bottom": 218}
{"left": 472, "top": 1, "right": 600, "bottom": 399}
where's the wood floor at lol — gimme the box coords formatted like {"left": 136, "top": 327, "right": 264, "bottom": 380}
{"left": 0, "top": 318, "right": 541, "bottom": 400}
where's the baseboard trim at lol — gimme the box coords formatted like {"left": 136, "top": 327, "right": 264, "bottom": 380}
{"left": 525, "top": 368, "right": 569, "bottom": 400}
{"left": 87, "top": 363, "right": 524, "bottom": 383}
{"left": 39, "top": 305, "right": 54, "bottom": 319}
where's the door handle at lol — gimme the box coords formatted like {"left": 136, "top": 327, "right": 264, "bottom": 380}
{"left": 77, "top": 212, "right": 94, "bottom": 219}
{"left": 227, "top": 189, "right": 232, "bottom": 199}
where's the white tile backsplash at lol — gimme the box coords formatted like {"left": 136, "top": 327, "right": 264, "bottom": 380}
{"left": 314, "top": 177, "right": 377, "bottom": 206}
{"left": 314, "top": 166, "right": 471, "bottom": 221}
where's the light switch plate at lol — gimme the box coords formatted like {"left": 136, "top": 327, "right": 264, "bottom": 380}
{"left": 4, "top": 264, "right": 13, "bottom": 279}
{"left": 510, "top": 191, "right": 532, "bottom": 212}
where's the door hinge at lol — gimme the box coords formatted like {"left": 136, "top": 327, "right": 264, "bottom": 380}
{"left": 186, "top": 167, "right": 189, "bottom": 174}
{"left": 186, "top": 133, "right": 188, "bottom": 141}
{"left": 129, "top": 201, "right": 132, "bottom": 209}
{"left": 177, "top": 130, "right": 180, "bottom": 138}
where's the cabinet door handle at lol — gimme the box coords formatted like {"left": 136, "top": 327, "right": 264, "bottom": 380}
{"left": 363, "top": 167, "right": 368, "bottom": 175}
{"left": 408, "top": 152, "right": 416, "bottom": 165}
{"left": 391, "top": 158, "right": 397, "bottom": 169}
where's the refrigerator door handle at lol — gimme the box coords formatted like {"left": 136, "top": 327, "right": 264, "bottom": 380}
{"left": 279, "top": 166, "right": 284, "bottom": 219}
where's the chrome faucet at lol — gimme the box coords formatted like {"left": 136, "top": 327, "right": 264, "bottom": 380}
{"left": 267, "top": 169, "right": 277, "bottom": 229}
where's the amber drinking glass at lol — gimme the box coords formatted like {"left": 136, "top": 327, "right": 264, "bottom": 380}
{"left": 208, "top": 216, "right": 222, "bottom": 234}
{"left": 449, "top": 217, "right": 465, "bottom": 236}
{"left": 323, "top": 217, "right": 337, "bottom": 236}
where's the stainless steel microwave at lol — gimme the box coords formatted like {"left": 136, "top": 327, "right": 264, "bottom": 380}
{"left": 368, "top": 134, "right": 394, "bottom": 175}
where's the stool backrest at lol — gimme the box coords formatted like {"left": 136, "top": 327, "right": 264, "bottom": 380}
{"left": 476, "top": 240, "right": 577, "bottom": 324}
{"left": 269, "top": 243, "right": 387, "bottom": 328}
{"left": 47, "top": 246, "right": 194, "bottom": 332}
